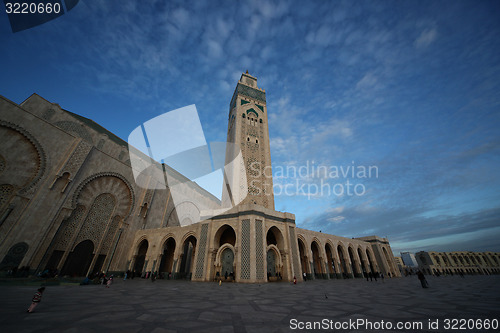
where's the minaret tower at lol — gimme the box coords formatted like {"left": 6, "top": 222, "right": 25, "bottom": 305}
{"left": 226, "top": 72, "right": 275, "bottom": 210}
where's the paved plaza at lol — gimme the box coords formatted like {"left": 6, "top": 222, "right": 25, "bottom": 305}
{"left": 1, "top": 275, "right": 499, "bottom": 332}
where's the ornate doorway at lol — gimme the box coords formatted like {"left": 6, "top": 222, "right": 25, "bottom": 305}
{"left": 267, "top": 249, "right": 276, "bottom": 279}
{"left": 221, "top": 247, "right": 234, "bottom": 278}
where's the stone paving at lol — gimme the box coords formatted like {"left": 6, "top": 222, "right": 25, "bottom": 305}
{"left": 1, "top": 275, "right": 499, "bottom": 332}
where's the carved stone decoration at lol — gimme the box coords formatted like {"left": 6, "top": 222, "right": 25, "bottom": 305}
{"left": 72, "top": 172, "right": 135, "bottom": 219}
{"left": 53, "top": 205, "right": 87, "bottom": 251}
{"left": 41, "top": 108, "right": 55, "bottom": 121}
{"left": 0, "top": 242, "right": 29, "bottom": 270}
{"left": 0, "top": 184, "right": 14, "bottom": 211}
{"left": 255, "top": 219, "right": 264, "bottom": 280}
{"left": 99, "top": 215, "right": 121, "bottom": 254}
{"left": 0, "top": 154, "right": 5, "bottom": 175}
{"left": 240, "top": 219, "right": 250, "bottom": 279}
{"left": 96, "top": 139, "right": 105, "bottom": 150}
{"left": 53, "top": 121, "right": 93, "bottom": 144}
{"left": 59, "top": 140, "right": 92, "bottom": 180}
{"left": 139, "top": 189, "right": 154, "bottom": 218}
{"left": 0, "top": 122, "right": 46, "bottom": 196}
{"left": 74, "top": 193, "right": 115, "bottom": 247}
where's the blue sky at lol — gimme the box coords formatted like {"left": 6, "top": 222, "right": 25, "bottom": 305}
{"left": 1, "top": 0, "right": 499, "bottom": 254}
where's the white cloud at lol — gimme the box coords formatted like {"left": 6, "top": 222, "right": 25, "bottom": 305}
{"left": 356, "top": 72, "right": 378, "bottom": 90}
{"left": 414, "top": 28, "right": 437, "bottom": 49}
{"left": 326, "top": 206, "right": 344, "bottom": 214}
{"left": 305, "top": 25, "right": 334, "bottom": 46}
{"left": 327, "top": 216, "right": 345, "bottom": 223}
{"left": 207, "top": 39, "right": 223, "bottom": 59}
{"left": 252, "top": 0, "right": 289, "bottom": 19}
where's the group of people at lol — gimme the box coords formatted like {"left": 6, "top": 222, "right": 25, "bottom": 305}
{"left": 6, "top": 266, "right": 31, "bottom": 277}
{"left": 123, "top": 270, "right": 174, "bottom": 280}
{"left": 215, "top": 271, "right": 235, "bottom": 281}
{"left": 364, "top": 271, "right": 388, "bottom": 281}
{"left": 267, "top": 271, "right": 283, "bottom": 280}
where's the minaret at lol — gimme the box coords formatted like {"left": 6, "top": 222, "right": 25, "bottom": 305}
{"left": 225, "top": 72, "right": 275, "bottom": 210}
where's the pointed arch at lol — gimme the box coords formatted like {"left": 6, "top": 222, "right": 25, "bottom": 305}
{"left": 71, "top": 172, "right": 135, "bottom": 219}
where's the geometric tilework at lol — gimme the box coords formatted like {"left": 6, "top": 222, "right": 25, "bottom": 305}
{"left": 60, "top": 141, "right": 91, "bottom": 178}
{"left": 41, "top": 108, "right": 55, "bottom": 121}
{"left": 54, "top": 205, "right": 86, "bottom": 251}
{"left": 0, "top": 184, "right": 14, "bottom": 210}
{"left": 255, "top": 219, "right": 264, "bottom": 280}
{"left": 194, "top": 223, "right": 209, "bottom": 279}
{"left": 236, "top": 83, "right": 266, "bottom": 104}
{"left": 100, "top": 215, "right": 121, "bottom": 254}
{"left": 74, "top": 193, "right": 115, "bottom": 247}
{"left": 0, "top": 154, "right": 5, "bottom": 175}
{"left": 54, "top": 121, "right": 93, "bottom": 144}
{"left": 241, "top": 219, "right": 250, "bottom": 279}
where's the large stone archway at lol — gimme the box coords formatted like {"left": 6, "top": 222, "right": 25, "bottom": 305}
{"left": 358, "top": 247, "right": 369, "bottom": 276}
{"left": 212, "top": 225, "right": 237, "bottom": 280}
{"left": 348, "top": 246, "right": 362, "bottom": 278}
{"left": 366, "top": 248, "right": 376, "bottom": 274}
{"left": 179, "top": 235, "right": 197, "bottom": 279}
{"left": 133, "top": 239, "right": 148, "bottom": 276}
{"left": 61, "top": 240, "right": 94, "bottom": 277}
{"left": 325, "top": 243, "right": 336, "bottom": 278}
{"left": 215, "top": 224, "right": 236, "bottom": 248}
{"left": 159, "top": 237, "right": 176, "bottom": 277}
{"left": 311, "top": 241, "right": 324, "bottom": 279}
{"left": 40, "top": 173, "right": 134, "bottom": 276}
{"left": 337, "top": 244, "right": 351, "bottom": 278}
{"left": 266, "top": 226, "right": 286, "bottom": 280}
{"left": 297, "top": 237, "right": 309, "bottom": 279}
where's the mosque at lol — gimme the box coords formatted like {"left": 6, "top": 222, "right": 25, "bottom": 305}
{"left": 0, "top": 72, "right": 400, "bottom": 282}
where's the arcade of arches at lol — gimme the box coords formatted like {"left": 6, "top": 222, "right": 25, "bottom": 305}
{"left": 415, "top": 251, "right": 500, "bottom": 276}
{"left": 126, "top": 218, "right": 402, "bottom": 283}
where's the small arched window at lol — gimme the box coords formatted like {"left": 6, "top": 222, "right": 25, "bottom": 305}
{"left": 260, "top": 119, "right": 263, "bottom": 123}
{"left": 256, "top": 139, "right": 258, "bottom": 144}
{"left": 242, "top": 113, "right": 246, "bottom": 118}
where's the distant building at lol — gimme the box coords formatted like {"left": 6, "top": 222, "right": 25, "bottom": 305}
{"left": 394, "top": 256, "right": 405, "bottom": 275}
{"left": 400, "top": 252, "right": 418, "bottom": 267}
{"left": 415, "top": 251, "right": 500, "bottom": 276}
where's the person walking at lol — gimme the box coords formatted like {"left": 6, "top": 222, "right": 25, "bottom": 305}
{"left": 106, "top": 275, "right": 113, "bottom": 288}
{"left": 417, "top": 271, "right": 429, "bottom": 288}
{"left": 27, "top": 287, "right": 45, "bottom": 313}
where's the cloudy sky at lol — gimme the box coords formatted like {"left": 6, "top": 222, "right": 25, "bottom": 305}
{"left": 1, "top": 0, "right": 499, "bottom": 254}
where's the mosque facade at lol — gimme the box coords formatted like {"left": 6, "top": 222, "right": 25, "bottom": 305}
{"left": 0, "top": 73, "right": 400, "bottom": 282}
